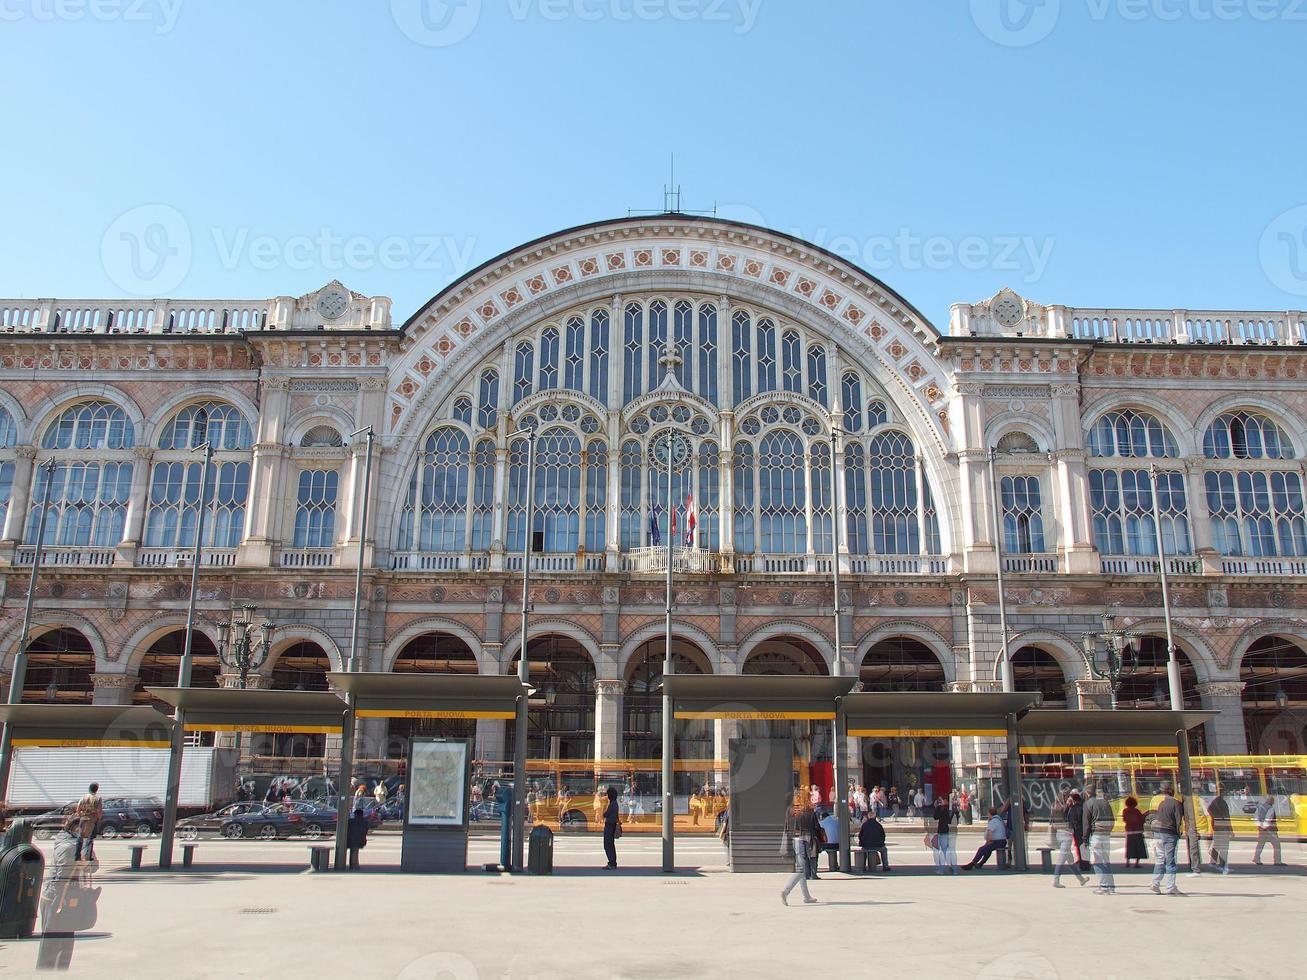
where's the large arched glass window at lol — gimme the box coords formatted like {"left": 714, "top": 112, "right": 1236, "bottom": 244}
{"left": 144, "top": 401, "right": 252, "bottom": 550}
{"left": 698, "top": 303, "right": 718, "bottom": 405}
{"left": 843, "top": 441, "right": 868, "bottom": 553}
{"left": 538, "top": 326, "right": 560, "bottom": 391}
{"left": 513, "top": 342, "right": 534, "bottom": 405}
{"left": 732, "top": 440, "right": 755, "bottom": 553}
{"left": 0, "top": 406, "right": 16, "bottom": 530}
{"left": 507, "top": 427, "right": 581, "bottom": 552}
{"left": 698, "top": 441, "right": 720, "bottom": 550}
{"left": 781, "top": 330, "right": 802, "bottom": 393}
{"left": 841, "top": 373, "right": 863, "bottom": 433}
{"left": 564, "top": 317, "right": 585, "bottom": 391}
{"left": 41, "top": 401, "right": 134, "bottom": 451}
{"left": 758, "top": 431, "right": 805, "bottom": 553}
{"left": 673, "top": 300, "right": 694, "bottom": 394}
{"left": 756, "top": 317, "right": 777, "bottom": 394}
{"left": 292, "top": 470, "right": 338, "bottom": 548}
{"left": 1088, "top": 409, "right": 1189, "bottom": 555}
{"left": 584, "top": 439, "right": 607, "bottom": 554}
{"left": 647, "top": 300, "right": 668, "bottom": 389}
{"left": 868, "top": 432, "right": 918, "bottom": 555}
{"left": 623, "top": 303, "right": 643, "bottom": 404}
{"left": 397, "top": 428, "right": 470, "bottom": 552}
{"left": 1000, "top": 475, "right": 1045, "bottom": 554}
{"left": 619, "top": 440, "right": 643, "bottom": 550}
{"left": 731, "top": 310, "right": 752, "bottom": 404}
{"left": 810, "top": 442, "right": 832, "bottom": 554}
{"left": 1203, "top": 411, "right": 1305, "bottom": 556}
{"left": 807, "top": 345, "right": 828, "bottom": 407}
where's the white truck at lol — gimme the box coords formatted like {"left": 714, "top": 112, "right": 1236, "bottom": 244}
{"left": 8, "top": 745, "right": 234, "bottom": 810}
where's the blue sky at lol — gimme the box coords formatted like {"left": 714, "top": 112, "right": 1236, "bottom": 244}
{"left": 2, "top": 1, "right": 1305, "bottom": 328}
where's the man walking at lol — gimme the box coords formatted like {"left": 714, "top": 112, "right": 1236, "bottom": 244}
{"left": 73, "top": 782, "right": 102, "bottom": 862}
{"left": 1253, "top": 795, "right": 1285, "bottom": 866}
{"left": 1149, "top": 781, "right": 1185, "bottom": 896}
{"left": 1052, "top": 789, "right": 1088, "bottom": 887}
{"left": 780, "top": 800, "right": 818, "bottom": 905}
{"left": 1083, "top": 784, "right": 1116, "bottom": 894}
{"left": 932, "top": 795, "right": 958, "bottom": 874}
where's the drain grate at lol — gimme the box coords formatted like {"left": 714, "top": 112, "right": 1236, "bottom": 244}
{"left": 239, "top": 907, "right": 278, "bottom": 915}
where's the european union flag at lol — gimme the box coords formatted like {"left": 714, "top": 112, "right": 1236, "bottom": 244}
{"left": 649, "top": 501, "right": 661, "bottom": 547}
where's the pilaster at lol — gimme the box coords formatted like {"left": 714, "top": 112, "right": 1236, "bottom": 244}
{"left": 91, "top": 672, "right": 138, "bottom": 705}
{"left": 1197, "top": 681, "right": 1248, "bottom": 754}
{"left": 594, "top": 678, "right": 623, "bottom": 761}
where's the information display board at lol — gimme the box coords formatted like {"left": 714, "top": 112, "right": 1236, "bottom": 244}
{"left": 406, "top": 739, "right": 469, "bottom": 828}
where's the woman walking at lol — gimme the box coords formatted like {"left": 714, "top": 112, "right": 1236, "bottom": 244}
{"left": 780, "top": 799, "right": 818, "bottom": 905}
{"left": 1122, "top": 796, "right": 1148, "bottom": 868}
{"left": 602, "top": 786, "right": 620, "bottom": 869}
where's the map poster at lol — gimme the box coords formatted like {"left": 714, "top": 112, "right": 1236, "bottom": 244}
{"left": 406, "top": 738, "right": 468, "bottom": 827}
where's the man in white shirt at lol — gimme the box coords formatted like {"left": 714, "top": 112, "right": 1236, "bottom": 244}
{"left": 962, "top": 806, "right": 1009, "bottom": 870}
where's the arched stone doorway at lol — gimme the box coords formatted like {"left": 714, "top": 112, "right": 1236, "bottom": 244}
{"left": 263, "top": 642, "right": 333, "bottom": 760}
{"left": 20, "top": 628, "right": 94, "bottom": 703}
{"left": 858, "top": 638, "right": 945, "bottom": 692}
{"left": 1117, "top": 635, "right": 1205, "bottom": 752}
{"left": 742, "top": 635, "right": 832, "bottom": 782}
{"left": 857, "top": 638, "right": 948, "bottom": 808}
{"left": 135, "top": 630, "right": 220, "bottom": 704}
{"left": 1240, "top": 636, "right": 1307, "bottom": 754}
{"left": 623, "top": 640, "right": 712, "bottom": 760}
{"left": 387, "top": 632, "right": 479, "bottom": 760}
{"left": 507, "top": 634, "right": 596, "bottom": 760}
{"left": 1012, "top": 646, "right": 1069, "bottom": 707}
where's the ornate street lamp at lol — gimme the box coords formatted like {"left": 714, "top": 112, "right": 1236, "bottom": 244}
{"left": 215, "top": 604, "right": 275, "bottom": 691}
{"left": 1080, "top": 614, "right": 1137, "bottom": 709}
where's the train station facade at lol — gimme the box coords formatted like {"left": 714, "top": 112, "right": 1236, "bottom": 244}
{"left": 0, "top": 216, "right": 1304, "bottom": 791}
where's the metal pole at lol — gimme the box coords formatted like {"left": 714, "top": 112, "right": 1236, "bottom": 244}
{"left": 987, "top": 449, "right": 1015, "bottom": 692}
{"left": 512, "top": 429, "right": 536, "bottom": 872}
{"left": 335, "top": 426, "right": 373, "bottom": 871}
{"left": 1150, "top": 464, "right": 1183, "bottom": 711}
{"left": 0, "top": 457, "right": 57, "bottom": 798}
{"left": 830, "top": 424, "right": 851, "bottom": 873}
{"left": 1005, "top": 713, "right": 1028, "bottom": 871}
{"left": 1176, "top": 726, "right": 1202, "bottom": 875}
{"left": 160, "top": 441, "right": 214, "bottom": 869}
{"left": 662, "top": 429, "right": 675, "bottom": 872}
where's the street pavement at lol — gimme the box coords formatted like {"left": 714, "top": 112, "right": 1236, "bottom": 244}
{"left": 1, "top": 833, "right": 1301, "bottom": 978}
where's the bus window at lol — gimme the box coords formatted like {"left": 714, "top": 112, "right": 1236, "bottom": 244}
{"left": 1190, "top": 767, "right": 1218, "bottom": 796}
{"left": 1134, "top": 769, "right": 1179, "bottom": 801}
{"left": 1267, "top": 767, "right": 1307, "bottom": 797}
{"left": 1216, "top": 768, "right": 1259, "bottom": 802}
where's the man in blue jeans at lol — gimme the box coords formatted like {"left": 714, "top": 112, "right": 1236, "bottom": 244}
{"left": 1149, "top": 781, "right": 1185, "bottom": 896}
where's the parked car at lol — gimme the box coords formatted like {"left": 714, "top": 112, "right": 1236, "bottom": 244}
{"left": 220, "top": 801, "right": 337, "bottom": 840}
{"left": 177, "top": 802, "right": 270, "bottom": 841}
{"left": 31, "top": 797, "right": 163, "bottom": 840}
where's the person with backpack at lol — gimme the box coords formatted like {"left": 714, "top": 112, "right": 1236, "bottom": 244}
{"left": 346, "top": 806, "right": 370, "bottom": 869}
{"left": 73, "top": 783, "right": 102, "bottom": 862}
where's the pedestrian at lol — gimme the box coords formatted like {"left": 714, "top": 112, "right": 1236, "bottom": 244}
{"left": 37, "top": 817, "right": 96, "bottom": 971}
{"left": 854, "top": 785, "right": 868, "bottom": 820}
{"left": 1122, "top": 796, "right": 1148, "bottom": 868}
{"left": 817, "top": 808, "right": 840, "bottom": 872}
{"left": 73, "top": 782, "right": 102, "bottom": 862}
{"left": 959, "top": 787, "right": 973, "bottom": 825}
{"left": 1051, "top": 789, "right": 1088, "bottom": 888}
{"left": 347, "top": 806, "right": 369, "bottom": 870}
{"left": 1252, "top": 795, "right": 1285, "bottom": 866}
{"left": 962, "top": 806, "right": 1009, "bottom": 870}
{"left": 265, "top": 780, "right": 280, "bottom": 804}
{"left": 913, "top": 788, "right": 925, "bottom": 818}
{"left": 1149, "top": 781, "right": 1185, "bottom": 896}
{"left": 932, "top": 795, "right": 958, "bottom": 874}
{"left": 808, "top": 784, "right": 822, "bottom": 809}
{"left": 888, "top": 786, "right": 902, "bottom": 820}
{"left": 858, "top": 809, "right": 891, "bottom": 871}
{"left": 1206, "top": 794, "right": 1232, "bottom": 875}
{"left": 780, "top": 799, "right": 818, "bottom": 905}
{"left": 603, "top": 786, "right": 621, "bottom": 869}
{"left": 1083, "top": 784, "right": 1117, "bottom": 894}
{"left": 373, "top": 780, "right": 388, "bottom": 807}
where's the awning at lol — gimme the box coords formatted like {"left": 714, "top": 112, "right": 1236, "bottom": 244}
{"left": 663, "top": 675, "right": 857, "bottom": 720}
{"left": 0, "top": 704, "right": 173, "bottom": 747}
{"left": 840, "top": 692, "right": 1041, "bottom": 737}
{"left": 325, "top": 672, "right": 527, "bottom": 719}
{"left": 145, "top": 687, "right": 348, "bottom": 734}
{"left": 1016, "top": 708, "right": 1216, "bottom": 755}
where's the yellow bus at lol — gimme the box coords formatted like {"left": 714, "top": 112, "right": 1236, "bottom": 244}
{"left": 1083, "top": 755, "right": 1307, "bottom": 838}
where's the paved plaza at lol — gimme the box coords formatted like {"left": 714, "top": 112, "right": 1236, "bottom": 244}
{"left": 2, "top": 833, "right": 1301, "bottom": 979}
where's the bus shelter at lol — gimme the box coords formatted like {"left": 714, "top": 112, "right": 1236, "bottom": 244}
{"left": 1017, "top": 708, "right": 1216, "bottom": 872}
{"left": 664, "top": 675, "right": 857, "bottom": 871}
{"left": 146, "top": 687, "right": 349, "bottom": 868}
{"left": 839, "top": 692, "right": 1041, "bottom": 871}
{"left": 325, "top": 672, "right": 527, "bottom": 872}
{"left": 0, "top": 704, "right": 173, "bottom": 751}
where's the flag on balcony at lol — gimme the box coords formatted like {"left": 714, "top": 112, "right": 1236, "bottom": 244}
{"left": 649, "top": 501, "right": 661, "bottom": 547}
{"left": 671, "top": 505, "right": 678, "bottom": 542}
{"left": 685, "top": 493, "right": 697, "bottom": 547}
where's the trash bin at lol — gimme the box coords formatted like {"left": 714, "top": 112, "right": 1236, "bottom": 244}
{"left": 0, "top": 820, "right": 45, "bottom": 940}
{"left": 528, "top": 824, "right": 554, "bottom": 875}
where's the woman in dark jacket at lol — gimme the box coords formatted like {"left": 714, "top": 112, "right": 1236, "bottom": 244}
{"left": 347, "top": 806, "right": 369, "bottom": 870}
{"left": 1122, "top": 796, "right": 1148, "bottom": 867}
{"left": 603, "top": 786, "right": 620, "bottom": 869}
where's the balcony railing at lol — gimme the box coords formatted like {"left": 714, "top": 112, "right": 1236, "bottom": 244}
{"left": 278, "top": 548, "right": 337, "bottom": 568}
{"left": 1002, "top": 554, "right": 1060, "bottom": 574}
{"left": 852, "top": 555, "right": 950, "bottom": 575}
{"left": 954, "top": 302, "right": 1307, "bottom": 346}
{"left": 1219, "top": 556, "right": 1307, "bottom": 577}
{"left": 1100, "top": 556, "right": 1203, "bottom": 576}
{"left": 137, "top": 548, "right": 237, "bottom": 568}
{"left": 623, "top": 547, "right": 722, "bottom": 574}
{"left": 13, "top": 547, "right": 116, "bottom": 567}
{"left": 0, "top": 299, "right": 272, "bottom": 335}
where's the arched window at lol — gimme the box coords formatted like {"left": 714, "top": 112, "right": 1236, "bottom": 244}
{"left": 867, "top": 400, "right": 889, "bottom": 428}
{"left": 1088, "top": 410, "right": 1189, "bottom": 556}
{"left": 507, "top": 427, "right": 581, "bottom": 553}
{"left": 842, "top": 373, "right": 863, "bottom": 433}
{"left": 844, "top": 441, "right": 868, "bottom": 553}
{"left": 756, "top": 318, "right": 777, "bottom": 394}
{"left": 292, "top": 470, "right": 338, "bottom": 548}
{"left": 810, "top": 442, "right": 832, "bottom": 554}
{"left": 619, "top": 440, "right": 643, "bottom": 550}
{"left": 698, "top": 303, "right": 718, "bottom": 405}
{"left": 673, "top": 300, "right": 694, "bottom": 392}
{"left": 623, "top": 302, "right": 643, "bottom": 404}
{"left": 1203, "top": 411, "right": 1305, "bottom": 557}
{"left": 513, "top": 341, "right": 534, "bottom": 405}
{"left": 585, "top": 439, "right": 607, "bottom": 554}
{"left": 758, "top": 431, "right": 805, "bottom": 553}
{"left": 0, "top": 406, "right": 16, "bottom": 531}
{"left": 781, "top": 330, "right": 802, "bottom": 393}
{"left": 868, "top": 432, "right": 918, "bottom": 555}
{"left": 29, "top": 460, "right": 132, "bottom": 547}
{"left": 477, "top": 369, "right": 499, "bottom": 429}
{"left": 1012, "top": 647, "right": 1067, "bottom": 705}
{"left": 538, "top": 327, "right": 560, "bottom": 391}
{"left": 698, "top": 441, "right": 720, "bottom": 551}
{"left": 144, "top": 402, "right": 252, "bottom": 551}
{"left": 647, "top": 300, "right": 668, "bottom": 389}
{"left": 731, "top": 310, "right": 752, "bottom": 404}
{"left": 300, "top": 425, "right": 343, "bottom": 448}
{"left": 589, "top": 310, "right": 609, "bottom": 405}
{"left": 1001, "top": 475, "right": 1045, "bottom": 554}
{"left": 807, "top": 345, "right": 828, "bottom": 407}
{"left": 564, "top": 316, "right": 585, "bottom": 391}
{"left": 397, "top": 428, "right": 470, "bottom": 552}
{"left": 42, "top": 401, "right": 134, "bottom": 450}
{"left": 470, "top": 439, "right": 495, "bottom": 551}
{"left": 732, "top": 441, "right": 755, "bottom": 553}
{"left": 452, "top": 397, "right": 472, "bottom": 426}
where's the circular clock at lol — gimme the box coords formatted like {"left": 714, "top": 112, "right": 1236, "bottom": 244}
{"left": 648, "top": 430, "right": 692, "bottom": 471}
{"left": 316, "top": 287, "right": 350, "bottom": 321}
{"left": 993, "top": 293, "right": 1024, "bottom": 328}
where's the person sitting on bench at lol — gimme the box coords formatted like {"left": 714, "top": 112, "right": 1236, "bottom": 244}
{"left": 858, "top": 811, "right": 891, "bottom": 871}
{"left": 962, "top": 807, "right": 1009, "bottom": 870}
{"left": 817, "top": 808, "right": 840, "bottom": 870}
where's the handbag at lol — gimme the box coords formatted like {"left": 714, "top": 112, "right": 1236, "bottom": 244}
{"left": 614, "top": 822, "right": 623, "bottom": 839}
{"left": 923, "top": 833, "right": 938, "bottom": 850}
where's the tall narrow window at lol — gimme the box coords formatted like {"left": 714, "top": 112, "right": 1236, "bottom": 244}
{"left": 29, "top": 462, "right": 132, "bottom": 547}
{"left": 647, "top": 300, "right": 668, "bottom": 389}
{"left": 619, "top": 440, "right": 642, "bottom": 550}
{"left": 506, "top": 438, "right": 530, "bottom": 552}
{"left": 673, "top": 300, "right": 693, "bottom": 389}
{"left": 564, "top": 316, "right": 585, "bottom": 391}
{"left": 535, "top": 428, "right": 580, "bottom": 552}
{"left": 513, "top": 342, "right": 534, "bottom": 405}
{"left": 698, "top": 441, "right": 720, "bottom": 551}
{"left": 756, "top": 318, "right": 777, "bottom": 394}
{"left": 585, "top": 439, "right": 607, "bottom": 554}
{"left": 844, "top": 442, "right": 869, "bottom": 554}
{"left": 477, "top": 369, "right": 499, "bottom": 430}
{"left": 1201, "top": 410, "right": 1299, "bottom": 555}
{"left": 538, "top": 327, "right": 560, "bottom": 391}
{"left": 158, "top": 402, "right": 250, "bottom": 451}
{"left": 807, "top": 345, "right": 828, "bottom": 407}
{"left": 452, "top": 397, "right": 472, "bottom": 426}
{"left": 781, "top": 330, "right": 802, "bottom": 393}
{"left": 731, "top": 310, "right": 752, "bottom": 405}
{"left": 1001, "top": 475, "right": 1045, "bottom": 553}
{"left": 699, "top": 303, "right": 718, "bottom": 405}
{"left": 869, "top": 432, "right": 918, "bottom": 554}
{"left": 293, "top": 470, "right": 338, "bottom": 548}
{"left": 398, "top": 428, "right": 470, "bottom": 552}
{"left": 842, "top": 373, "right": 863, "bottom": 433}
{"left": 810, "top": 443, "right": 832, "bottom": 554}
{"left": 0, "top": 406, "right": 17, "bottom": 531}
{"left": 471, "top": 439, "right": 495, "bottom": 551}
{"left": 733, "top": 441, "right": 755, "bottom": 553}
{"left": 589, "top": 309, "right": 610, "bottom": 406}
{"left": 623, "top": 303, "right": 644, "bottom": 404}
{"left": 1203, "top": 411, "right": 1295, "bottom": 460}
{"left": 923, "top": 478, "right": 942, "bottom": 554}
{"left": 759, "top": 431, "right": 805, "bottom": 553}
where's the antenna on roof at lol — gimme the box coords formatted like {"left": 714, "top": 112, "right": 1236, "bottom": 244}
{"left": 627, "top": 154, "right": 718, "bottom": 218}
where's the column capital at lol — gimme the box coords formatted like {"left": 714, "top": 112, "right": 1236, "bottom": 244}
{"left": 1196, "top": 680, "right": 1245, "bottom": 698}
{"left": 15, "top": 445, "right": 36, "bottom": 461}
{"left": 91, "top": 672, "right": 137, "bottom": 690}
{"left": 219, "top": 672, "right": 272, "bottom": 690}
{"left": 595, "top": 678, "right": 624, "bottom": 697}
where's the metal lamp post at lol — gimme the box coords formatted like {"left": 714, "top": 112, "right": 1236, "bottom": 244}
{"left": 829, "top": 416, "right": 852, "bottom": 872}
{"left": 216, "top": 604, "right": 274, "bottom": 761}
{"left": 986, "top": 448, "right": 1016, "bottom": 693}
{"left": 1080, "top": 614, "right": 1134, "bottom": 708}
{"left": 1148, "top": 463, "right": 1184, "bottom": 711}
{"left": 512, "top": 425, "right": 537, "bottom": 873}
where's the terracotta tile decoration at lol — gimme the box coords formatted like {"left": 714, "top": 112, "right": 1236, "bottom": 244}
{"left": 476, "top": 300, "right": 500, "bottom": 321}
{"left": 578, "top": 256, "right": 600, "bottom": 276}
{"left": 795, "top": 277, "right": 817, "bottom": 298}
{"left": 689, "top": 249, "right": 709, "bottom": 268}
{"left": 661, "top": 248, "right": 681, "bottom": 265}
{"left": 525, "top": 274, "right": 548, "bottom": 295}
{"left": 743, "top": 258, "right": 763, "bottom": 277}
{"left": 842, "top": 304, "right": 865, "bottom": 325}
{"left": 633, "top": 249, "right": 653, "bottom": 267}
{"left": 551, "top": 265, "right": 574, "bottom": 284}
{"left": 818, "top": 289, "right": 841, "bottom": 310}
{"left": 454, "top": 316, "right": 477, "bottom": 337}
{"left": 604, "top": 252, "right": 626, "bottom": 271}
{"left": 768, "top": 266, "right": 791, "bottom": 286}
{"left": 500, "top": 286, "right": 524, "bottom": 309}
{"left": 716, "top": 254, "right": 736, "bottom": 272}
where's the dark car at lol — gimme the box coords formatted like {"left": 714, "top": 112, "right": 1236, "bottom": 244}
{"left": 31, "top": 796, "right": 163, "bottom": 840}
{"left": 220, "top": 801, "right": 340, "bottom": 840}
{"left": 177, "top": 802, "right": 269, "bottom": 841}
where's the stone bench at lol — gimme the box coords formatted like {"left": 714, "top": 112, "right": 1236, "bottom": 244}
{"left": 309, "top": 845, "right": 331, "bottom": 872}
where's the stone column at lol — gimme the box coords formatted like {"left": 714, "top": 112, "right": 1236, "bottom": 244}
{"left": 0, "top": 447, "right": 36, "bottom": 552}
{"left": 91, "top": 672, "right": 138, "bottom": 706}
{"left": 593, "top": 678, "right": 623, "bottom": 762}
{"left": 241, "top": 442, "right": 288, "bottom": 566}
{"left": 1197, "top": 681, "right": 1248, "bottom": 754}
{"left": 116, "top": 445, "right": 154, "bottom": 565}
{"left": 490, "top": 443, "right": 508, "bottom": 572}
{"left": 476, "top": 718, "right": 507, "bottom": 764}
{"left": 1073, "top": 678, "right": 1113, "bottom": 710}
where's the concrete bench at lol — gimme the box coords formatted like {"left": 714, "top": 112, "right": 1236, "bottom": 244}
{"left": 852, "top": 846, "right": 883, "bottom": 873}
{"left": 1037, "top": 846, "right": 1055, "bottom": 873}
{"left": 309, "top": 845, "right": 332, "bottom": 872}
{"left": 129, "top": 843, "right": 148, "bottom": 870}
{"left": 182, "top": 843, "right": 197, "bottom": 868}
